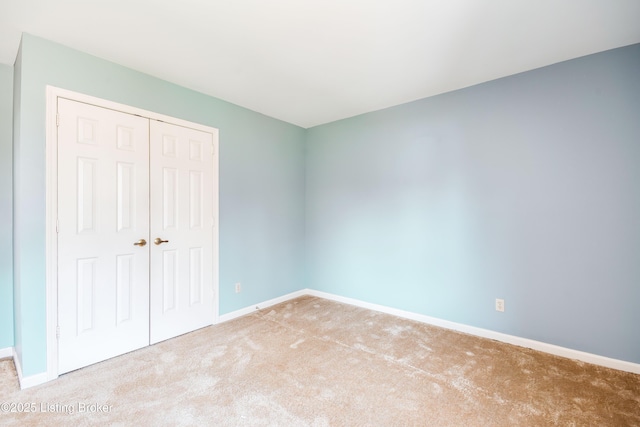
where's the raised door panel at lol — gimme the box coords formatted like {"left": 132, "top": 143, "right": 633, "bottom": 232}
{"left": 57, "top": 98, "right": 150, "bottom": 374}
{"left": 149, "top": 120, "right": 215, "bottom": 344}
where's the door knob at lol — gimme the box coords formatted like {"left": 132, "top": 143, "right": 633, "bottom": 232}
{"left": 134, "top": 239, "right": 147, "bottom": 247}
{"left": 154, "top": 238, "right": 169, "bottom": 245}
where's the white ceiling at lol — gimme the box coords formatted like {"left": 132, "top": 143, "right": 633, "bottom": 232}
{"left": 1, "top": 0, "right": 639, "bottom": 128}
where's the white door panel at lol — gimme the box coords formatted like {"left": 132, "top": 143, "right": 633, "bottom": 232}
{"left": 57, "top": 98, "right": 150, "bottom": 374}
{"left": 56, "top": 95, "right": 217, "bottom": 374}
{"left": 150, "top": 120, "right": 215, "bottom": 344}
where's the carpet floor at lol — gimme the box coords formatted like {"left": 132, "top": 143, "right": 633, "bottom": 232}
{"left": 1, "top": 296, "right": 639, "bottom": 426}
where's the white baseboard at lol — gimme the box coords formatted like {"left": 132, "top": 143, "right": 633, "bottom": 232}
{"left": 304, "top": 289, "right": 640, "bottom": 375}
{"left": 218, "top": 289, "right": 309, "bottom": 323}
{"left": 12, "top": 348, "right": 49, "bottom": 389}
{"left": 0, "top": 347, "right": 12, "bottom": 359}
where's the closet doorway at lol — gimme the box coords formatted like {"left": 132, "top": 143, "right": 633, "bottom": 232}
{"left": 48, "top": 89, "right": 219, "bottom": 375}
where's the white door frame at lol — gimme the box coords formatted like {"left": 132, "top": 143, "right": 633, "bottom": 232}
{"left": 45, "top": 86, "right": 219, "bottom": 382}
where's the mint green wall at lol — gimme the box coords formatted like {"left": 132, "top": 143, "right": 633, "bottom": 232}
{"left": 13, "top": 34, "right": 305, "bottom": 376}
{"left": 0, "top": 64, "right": 14, "bottom": 350}
{"left": 12, "top": 44, "right": 23, "bottom": 364}
{"left": 306, "top": 44, "right": 640, "bottom": 364}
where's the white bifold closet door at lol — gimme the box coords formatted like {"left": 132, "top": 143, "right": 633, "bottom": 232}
{"left": 149, "top": 120, "right": 214, "bottom": 344}
{"left": 57, "top": 98, "right": 215, "bottom": 374}
{"left": 57, "top": 98, "right": 151, "bottom": 374}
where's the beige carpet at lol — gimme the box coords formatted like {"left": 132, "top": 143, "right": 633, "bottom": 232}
{"left": 1, "top": 296, "right": 639, "bottom": 426}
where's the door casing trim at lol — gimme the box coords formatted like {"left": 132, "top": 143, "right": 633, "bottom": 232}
{"left": 45, "top": 86, "right": 220, "bottom": 384}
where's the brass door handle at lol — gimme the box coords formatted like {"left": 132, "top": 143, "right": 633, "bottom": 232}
{"left": 154, "top": 238, "right": 169, "bottom": 245}
{"left": 134, "top": 239, "right": 147, "bottom": 247}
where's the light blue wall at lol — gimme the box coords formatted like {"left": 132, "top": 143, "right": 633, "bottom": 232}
{"left": 306, "top": 44, "right": 640, "bottom": 364}
{"left": 0, "top": 64, "right": 14, "bottom": 349}
{"left": 13, "top": 34, "right": 306, "bottom": 376}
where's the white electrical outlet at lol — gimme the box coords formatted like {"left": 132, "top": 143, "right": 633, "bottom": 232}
{"left": 235, "top": 282, "right": 242, "bottom": 293}
{"left": 495, "top": 298, "right": 505, "bottom": 312}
